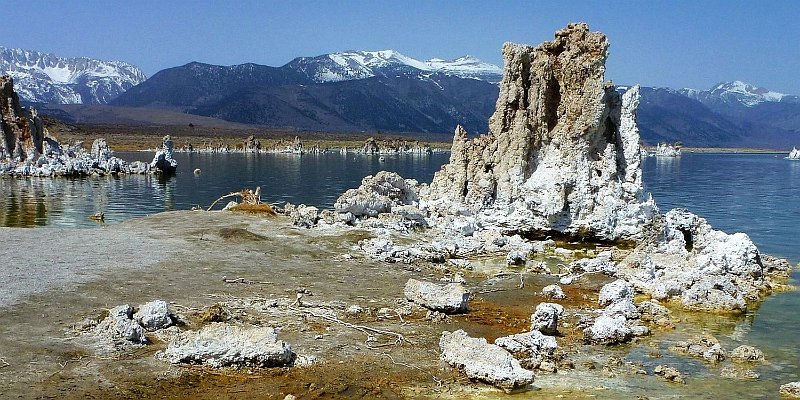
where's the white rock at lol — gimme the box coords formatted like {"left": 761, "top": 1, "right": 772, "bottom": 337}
{"left": 598, "top": 279, "right": 634, "bottom": 307}
{"left": 160, "top": 323, "right": 295, "bottom": 368}
{"left": 780, "top": 382, "right": 800, "bottom": 398}
{"left": 134, "top": 300, "right": 174, "bottom": 331}
{"left": 95, "top": 304, "right": 147, "bottom": 344}
{"left": 404, "top": 278, "right": 469, "bottom": 314}
{"left": 541, "top": 284, "right": 566, "bottom": 299}
{"left": 440, "top": 330, "right": 534, "bottom": 391}
{"left": 583, "top": 315, "right": 632, "bottom": 345}
{"left": 495, "top": 330, "right": 558, "bottom": 369}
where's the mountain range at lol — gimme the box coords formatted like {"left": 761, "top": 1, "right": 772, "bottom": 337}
{"left": 0, "top": 47, "right": 146, "bottom": 104}
{"left": 2, "top": 46, "right": 799, "bottom": 148}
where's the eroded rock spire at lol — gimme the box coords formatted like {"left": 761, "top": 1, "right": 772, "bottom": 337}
{"left": 421, "top": 23, "right": 655, "bottom": 240}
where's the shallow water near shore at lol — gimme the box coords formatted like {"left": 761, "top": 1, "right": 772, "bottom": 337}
{"left": 1, "top": 151, "right": 799, "bottom": 398}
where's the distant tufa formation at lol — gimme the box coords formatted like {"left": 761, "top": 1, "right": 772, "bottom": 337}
{"left": 422, "top": 23, "right": 655, "bottom": 241}
{"left": 0, "top": 75, "right": 176, "bottom": 176}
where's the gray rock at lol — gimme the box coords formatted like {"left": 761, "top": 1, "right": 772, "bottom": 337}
{"left": 440, "top": 330, "right": 534, "bottom": 392}
{"left": 654, "top": 364, "right": 685, "bottom": 384}
{"left": 150, "top": 135, "right": 177, "bottom": 174}
{"left": 134, "top": 300, "right": 174, "bottom": 331}
{"left": 289, "top": 204, "right": 320, "bottom": 228}
{"left": 95, "top": 304, "right": 147, "bottom": 344}
{"left": 780, "top": 382, "right": 800, "bottom": 398}
{"left": 160, "top": 323, "right": 295, "bottom": 368}
{"left": 495, "top": 330, "right": 558, "bottom": 369}
{"left": 637, "top": 300, "right": 672, "bottom": 326}
{"left": 731, "top": 345, "right": 765, "bottom": 362}
{"left": 530, "top": 303, "right": 564, "bottom": 335}
{"left": 583, "top": 315, "right": 632, "bottom": 345}
{"left": 720, "top": 366, "right": 759, "bottom": 380}
{"left": 404, "top": 278, "right": 469, "bottom": 314}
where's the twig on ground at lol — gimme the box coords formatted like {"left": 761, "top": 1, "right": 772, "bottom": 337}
{"left": 518, "top": 272, "right": 525, "bottom": 289}
{"left": 381, "top": 352, "right": 443, "bottom": 386}
{"left": 222, "top": 276, "right": 273, "bottom": 285}
{"left": 290, "top": 306, "right": 415, "bottom": 345}
{"left": 0, "top": 357, "right": 9, "bottom": 368}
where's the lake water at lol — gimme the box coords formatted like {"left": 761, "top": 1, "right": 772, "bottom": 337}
{"left": 1, "top": 151, "right": 799, "bottom": 397}
{"left": 2, "top": 152, "right": 797, "bottom": 262}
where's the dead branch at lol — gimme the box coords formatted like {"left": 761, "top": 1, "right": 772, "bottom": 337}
{"left": 222, "top": 276, "right": 273, "bottom": 285}
{"left": 207, "top": 187, "right": 262, "bottom": 211}
{"left": 289, "top": 306, "right": 415, "bottom": 345}
{"left": 380, "top": 352, "right": 443, "bottom": 386}
{"left": 0, "top": 357, "right": 9, "bottom": 368}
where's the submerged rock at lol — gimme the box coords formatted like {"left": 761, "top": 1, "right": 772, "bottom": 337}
{"left": 440, "top": 330, "right": 534, "bottom": 392}
{"left": 654, "top": 364, "right": 685, "bottom": 384}
{"left": 671, "top": 335, "right": 727, "bottom": 362}
{"left": 731, "top": 345, "right": 765, "bottom": 362}
{"left": 160, "top": 323, "right": 295, "bottom": 368}
{"left": 780, "top": 382, "right": 800, "bottom": 398}
{"left": 404, "top": 278, "right": 469, "bottom": 314}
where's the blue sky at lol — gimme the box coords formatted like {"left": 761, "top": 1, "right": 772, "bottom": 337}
{"left": 2, "top": 0, "right": 799, "bottom": 93}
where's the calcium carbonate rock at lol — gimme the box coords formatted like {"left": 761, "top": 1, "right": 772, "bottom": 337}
{"left": 780, "top": 382, "right": 800, "bottom": 398}
{"left": 530, "top": 303, "right": 564, "bottom": 335}
{"left": 616, "top": 209, "right": 790, "bottom": 312}
{"left": 133, "top": 300, "right": 174, "bottom": 331}
{"left": 150, "top": 135, "right": 177, "bottom": 174}
{"left": 602, "top": 298, "right": 640, "bottom": 320}
{"left": 160, "top": 323, "right": 295, "bottom": 368}
{"left": 420, "top": 24, "right": 656, "bottom": 241}
{"left": 654, "top": 365, "right": 685, "bottom": 384}
{"left": 334, "top": 171, "right": 419, "bottom": 218}
{"left": 583, "top": 315, "right": 632, "bottom": 345}
{"left": 671, "top": 335, "right": 727, "bottom": 362}
{"left": 568, "top": 251, "right": 616, "bottom": 275}
{"left": 289, "top": 204, "right": 320, "bottom": 228}
{"left": 598, "top": 279, "right": 634, "bottom": 307}
{"left": 541, "top": 284, "right": 566, "bottom": 299}
{"left": 730, "top": 345, "right": 765, "bottom": 362}
{"left": 636, "top": 300, "right": 672, "bottom": 326}
{"left": 440, "top": 330, "right": 534, "bottom": 391}
{"left": 495, "top": 330, "right": 558, "bottom": 369}
{"left": 95, "top": 304, "right": 147, "bottom": 345}
{"left": 404, "top": 278, "right": 469, "bottom": 314}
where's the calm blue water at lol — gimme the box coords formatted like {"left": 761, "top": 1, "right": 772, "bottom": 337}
{"left": 1, "top": 152, "right": 798, "bottom": 263}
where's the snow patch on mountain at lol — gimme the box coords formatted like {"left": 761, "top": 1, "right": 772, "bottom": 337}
{"left": 680, "top": 80, "right": 798, "bottom": 108}
{"left": 0, "top": 47, "right": 147, "bottom": 104}
{"left": 285, "top": 50, "right": 502, "bottom": 84}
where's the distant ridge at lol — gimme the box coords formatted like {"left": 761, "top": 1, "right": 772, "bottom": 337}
{"left": 0, "top": 47, "right": 146, "bottom": 104}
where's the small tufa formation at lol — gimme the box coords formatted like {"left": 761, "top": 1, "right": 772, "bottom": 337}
{"left": 404, "top": 278, "right": 469, "bottom": 314}
{"left": 495, "top": 330, "right": 558, "bottom": 370}
{"left": 1, "top": 75, "right": 45, "bottom": 161}
{"left": 530, "top": 303, "right": 564, "bottom": 335}
{"left": 440, "top": 329, "right": 534, "bottom": 392}
{"left": 420, "top": 23, "right": 656, "bottom": 242}
{"left": 243, "top": 135, "right": 261, "bottom": 152}
{"left": 780, "top": 382, "right": 800, "bottom": 398}
{"left": 150, "top": 135, "right": 178, "bottom": 174}
{"left": 160, "top": 323, "right": 295, "bottom": 368}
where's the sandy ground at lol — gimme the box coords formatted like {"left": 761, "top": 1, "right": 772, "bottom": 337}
{"left": 0, "top": 211, "right": 795, "bottom": 399}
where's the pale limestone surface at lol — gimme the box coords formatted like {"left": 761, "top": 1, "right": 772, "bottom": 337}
{"left": 440, "top": 329, "right": 534, "bottom": 391}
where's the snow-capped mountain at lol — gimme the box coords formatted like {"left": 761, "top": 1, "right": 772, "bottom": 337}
{"left": 680, "top": 80, "right": 799, "bottom": 108}
{"left": 0, "top": 47, "right": 147, "bottom": 104}
{"left": 284, "top": 50, "right": 503, "bottom": 84}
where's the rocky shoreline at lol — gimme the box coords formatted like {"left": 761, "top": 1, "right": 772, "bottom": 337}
{"left": 0, "top": 23, "right": 798, "bottom": 399}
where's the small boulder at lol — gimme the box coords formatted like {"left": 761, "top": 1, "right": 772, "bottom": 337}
{"left": 495, "top": 330, "right": 558, "bottom": 369}
{"left": 720, "top": 366, "right": 759, "bottom": 380}
{"left": 654, "top": 364, "right": 685, "bottom": 384}
{"left": 95, "top": 304, "right": 147, "bottom": 345}
{"left": 602, "top": 298, "right": 640, "bottom": 320}
{"left": 506, "top": 250, "right": 527, "bottom": 266}
{"left": 290, "top": 204, "right": 320, "bottom": 228}
{"left": 583, "top": 315, "right": 632, "bottom": 345}
{"left": 134, "top": 300, "right": 174, "bottom": 331}
{"left": 160, "top": 323, "right": 295, "bottom": 368}
{"left": 404, "top": 278, "right": 469, "bottom": 314}
{"left": 531, "top": 303, "right": 564, "bottom": 335}
{"left": 780, "top": 382, "right": 800, "bottom": 398}
{"left": 541, "top": 284, "right": 566, "bottom": 299}
{"left": 598, "top": 279, "right": 633, "bottom": 307}
{"left": 730, "top": 345, "right": 765, "bottom": 362}
{"left": 440, "top": 330, "right": 534, "bottom": 392}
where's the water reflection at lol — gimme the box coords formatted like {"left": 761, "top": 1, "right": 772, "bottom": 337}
{"left": 1, "top": 151, "right": 450, "bottom": 228}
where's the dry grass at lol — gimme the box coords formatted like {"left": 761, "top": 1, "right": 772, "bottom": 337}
{"left": 229, "top": 203, "right": 277, "bottom": 216}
